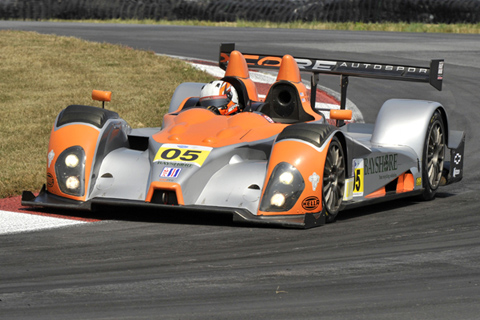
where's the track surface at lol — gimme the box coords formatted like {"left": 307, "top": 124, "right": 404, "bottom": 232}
{"left": 1, "top": 22, "right": 479, "bottom": 319}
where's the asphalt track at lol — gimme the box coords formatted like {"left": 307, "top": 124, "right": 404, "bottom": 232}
{"left": 1, "top": 22, "right": 479, "bottom": 319}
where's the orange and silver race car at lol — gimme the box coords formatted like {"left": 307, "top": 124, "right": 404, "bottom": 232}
{"left": 22, "top": 43, "right": 465, "bottom": 228}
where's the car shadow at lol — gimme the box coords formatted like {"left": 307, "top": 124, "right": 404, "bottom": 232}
{"left": 336, "top": 191, "right": 456, "bottom": 222}
{"left": 19, "top": 191, "right": 457, "bottom": 229}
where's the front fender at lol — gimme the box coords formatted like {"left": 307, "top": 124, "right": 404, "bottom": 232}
{"left": 47, "top": 105, "right": 130, "bottom": 201}
{"left": 258, "top": 123, "right": 336, "bottom": 217}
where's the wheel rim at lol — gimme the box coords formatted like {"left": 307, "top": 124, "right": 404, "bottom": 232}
{"left": 426, "top": 121, "right": 445, "bottom": 189}
{"left": 323, "top": 142, "right": 345, "bottom": 214}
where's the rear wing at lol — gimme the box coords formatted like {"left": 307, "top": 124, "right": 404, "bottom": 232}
{"left": 219, "top": 43, "right": 444, "bottom": 110}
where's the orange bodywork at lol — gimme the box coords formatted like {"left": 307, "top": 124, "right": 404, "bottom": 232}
{"left": 396, "top": 172, "right": 415, "bottom": 193}
{"left": 158, "top": 52, "right": 324, "bottom": 148}
{"left": 146, "top": 182, "right": 185, "bottom": 205}
{"left": 275, "top": 54, "right": 317, "bottom": 118}
{"left": 46, "top": 124, "right": 100, "bottom": 201}
{"left": 258, "top": 139, "right": 331, "bottom": 216}
{"left": 157, "top": 109, "right": 288, "bottom": 147}
{"left": 365, "top": 172, "right": 415, "bottom": 199}
{"left": 365, "top": 187, "right": 386, "bottom": 199}
{"left": 224, "top": 50, "right": 259, "bottom": 102}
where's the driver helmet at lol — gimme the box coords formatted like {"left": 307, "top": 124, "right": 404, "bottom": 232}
{"left": 199, "top": 80, "right": 239, "bottom": 115}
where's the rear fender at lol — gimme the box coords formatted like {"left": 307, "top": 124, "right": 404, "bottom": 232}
{"left": 371, "top": 99, "right": 446, "bottom": 158}
{"left": 371, "top": 99, "right": 465, "bottom": 186}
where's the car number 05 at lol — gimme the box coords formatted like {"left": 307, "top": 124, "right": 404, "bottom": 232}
{"left": 154, "top": 144, "right": 212, "bottom": 167}
{"left": 161, "top": 149, "right": 201, "bottom": 161}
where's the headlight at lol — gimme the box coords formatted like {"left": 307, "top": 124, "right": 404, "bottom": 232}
{"left": 260, "top": 162, "right": 305, "bottom": 212}
{"left": 65, "top": 154, "right": 80, "bottom": 168}
{"left": 270, "top": 193, "right": 286, "bottom": 207}
{"left": 279, "top": 171, "right": 294, "bottom": 185}
{"left": 65, "top": 176, "right": 80, "bottom": 190}
{"left": 55, "top": 146, "right": 86, "bottom": 196}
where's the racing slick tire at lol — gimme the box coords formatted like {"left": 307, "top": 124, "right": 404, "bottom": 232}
{"left": 323, "top": 136, "right": 345, "bottom": 222}
{"left": 421, "top": 110, "right": 446, "bottom": 201}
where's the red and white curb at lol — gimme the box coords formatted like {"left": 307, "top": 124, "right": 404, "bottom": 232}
{"left": 0, "top": 209, "right": 88, "bottom": 235}
{"left": 0, "top": 56, "right": 362, "bottom": 235}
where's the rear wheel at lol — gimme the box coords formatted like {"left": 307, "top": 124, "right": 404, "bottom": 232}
{"left": 422, "top": 110, "right": 445, "bottom": 200}
{"left": 322, "top": 137, "right": 345, "bottom": 222}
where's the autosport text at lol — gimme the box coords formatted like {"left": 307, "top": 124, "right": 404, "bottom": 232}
{"left": 231, "top": 54, "right": 429, "bottom": 75}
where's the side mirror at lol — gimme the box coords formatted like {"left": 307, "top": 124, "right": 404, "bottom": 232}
{"left": 330, "top": 109, "right": 352, "bottom": 121}
{"left": 92, "top": 90, "right": 112, "bottom": 108}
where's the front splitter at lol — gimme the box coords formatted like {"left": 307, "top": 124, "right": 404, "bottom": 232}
{"left": 22, "top": 185, "right": 325, "bottom": 229}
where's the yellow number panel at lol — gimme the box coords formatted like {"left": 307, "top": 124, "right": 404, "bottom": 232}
{"left": 154, "top": 144, "right": 212, "bottom": 167}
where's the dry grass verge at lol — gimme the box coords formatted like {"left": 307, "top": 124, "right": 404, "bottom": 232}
{"left": 49, "top": 19, "right": 480, "bottom": 34}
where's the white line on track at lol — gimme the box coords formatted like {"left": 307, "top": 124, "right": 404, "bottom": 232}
{"left": 0, "top": 210, "right": 86, "bottom": 235}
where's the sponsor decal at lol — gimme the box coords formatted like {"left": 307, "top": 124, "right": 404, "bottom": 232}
{"left": 438, "top": 61, "right": 444, "bottom": 80}
{"left": 221, "top": 51, "right": 431, "bottom": 79}
{"left": 309, "top": 172, "right": 320, "bottom": 191}
{"left": 353, "top": 159, "right": 364, "bottom": 197}
{"left": 155, "top": 161, "right": 192, "bottom": 168}
{"left": 302, "top": 196, "right": 320, "bottom": 211}
{"left": 160, "top": 167, "right": 182, "bottom": 179}
{"left": 379, "top": 173, "right": 397, "bottom": 180}
{"left": 454, "top": 153, "right": 462, "bottom": 165}
{"left": 47, "top": 173, "right": 54, "bottom": 188}
{"left": 453, "top": 168, "right": 461, "bottom": 178}
{"left": 296, "top": 59, "right": 336, "bottom": 71}
{"left": 343, "top": 177, "right": 354, "bottom": 201}
{"left": 48, "top": 149, "right": 55, "bottom": 168}
{"left": 261, "top": 114, "right": 275, "bottom": 123}
{"left": 244, "top": 54, "right": 282, "bottom": 67}
{"left": 364, "top": 154, "right": 398, "bottom": 175}
{"left": 338, "top": 62, "right": 428, "bottom": 75}
{"left": 416, "top": 177, "right": 422, "bottom": 186}
{"left": 154, "top": 144, "right": 212, "bottom": 167}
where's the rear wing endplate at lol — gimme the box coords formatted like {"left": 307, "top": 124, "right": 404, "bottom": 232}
{"left": 219, "top": 43, "right": 444, "bottom": 111}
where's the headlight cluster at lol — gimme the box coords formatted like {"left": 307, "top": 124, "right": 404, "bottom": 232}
{"left": 260, "top": 162, "right": 305, "bottom": 212}
{"left": 55, "top": 146, "right": 86, "bottom": 196}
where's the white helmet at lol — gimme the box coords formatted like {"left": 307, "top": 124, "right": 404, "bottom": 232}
{"left": 199, "top": 80, "right": 239, "bottom": 115}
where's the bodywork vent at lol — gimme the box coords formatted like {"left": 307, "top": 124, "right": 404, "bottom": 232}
{"left": 150, "top": 190, "right": 178, "bottom": 205}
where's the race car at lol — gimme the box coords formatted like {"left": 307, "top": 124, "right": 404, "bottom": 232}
{"left": 22, "top": 43, "right": 465, "bottom": 228}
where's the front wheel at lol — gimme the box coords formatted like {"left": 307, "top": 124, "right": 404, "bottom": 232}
{"left": 322, "top": 136, "right": 345, "bottom": 222}
{"left": 421, "top": 110, "right": 446, "bottom": 200}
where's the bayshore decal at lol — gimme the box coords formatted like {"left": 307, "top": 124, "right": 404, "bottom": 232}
{"left": 353, "top": 153, "right": 398, "bottom": 197}
{"left": 364, "top": 154, "right": 398, "bottom": 175}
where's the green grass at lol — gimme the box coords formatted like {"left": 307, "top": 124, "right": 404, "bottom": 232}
{"left": 48, "top": 19, "right": 480, "bottom": 34}
{"left": 0, "top": 30, "right": 215, "bottom": 198}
